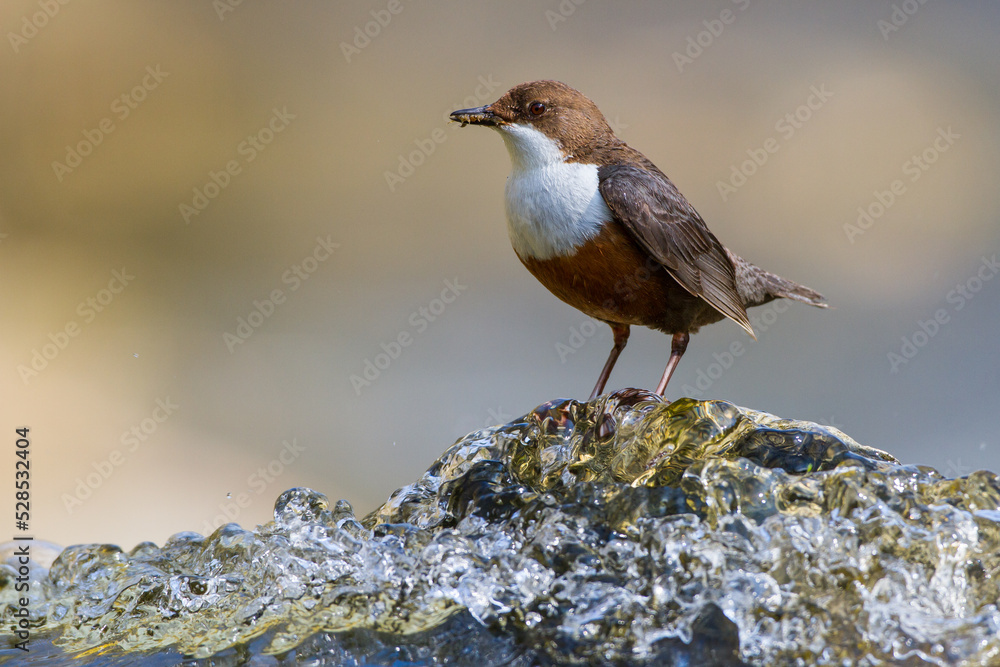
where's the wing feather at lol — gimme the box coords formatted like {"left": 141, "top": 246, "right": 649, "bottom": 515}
{"left": 598, "top": 163, "right": 754, "bottom": 336}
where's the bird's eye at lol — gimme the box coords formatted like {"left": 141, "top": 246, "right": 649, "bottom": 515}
{"left": 528, "top": 102, "right": 547, "bottom": 116}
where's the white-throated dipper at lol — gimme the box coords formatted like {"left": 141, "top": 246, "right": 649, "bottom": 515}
{"left": 450, "top": 80, "right": 827, "bottom": 399}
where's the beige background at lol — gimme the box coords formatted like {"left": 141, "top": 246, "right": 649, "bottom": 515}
{"left": 2, "top": 1, "right": 999, "bottom": 550}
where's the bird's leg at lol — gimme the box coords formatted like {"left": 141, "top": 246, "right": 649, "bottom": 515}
{"left": 655, "top": 332, "right": 690, "bottom": 396}
{"left": 589, "top": 324, "right": 630, "bottom": 400}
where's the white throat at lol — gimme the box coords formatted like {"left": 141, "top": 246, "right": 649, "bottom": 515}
{"left": 495, "top": 123, "right": 611, "bottom": 260}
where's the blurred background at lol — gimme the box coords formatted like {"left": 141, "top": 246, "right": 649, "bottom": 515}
{"left": 2, "top": 1, "right": 998, "bottom": 550}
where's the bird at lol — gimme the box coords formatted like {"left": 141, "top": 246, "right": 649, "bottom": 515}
{"left": 450, "top": 80, "right": 827, "bottom": 400}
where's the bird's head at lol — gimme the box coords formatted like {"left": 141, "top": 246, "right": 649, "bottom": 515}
{"left": 451, "top": 80, "right": 616, "bottom": 167}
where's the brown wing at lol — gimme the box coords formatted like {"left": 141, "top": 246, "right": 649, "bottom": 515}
{"left": 598, "top": 163, "right": 754, "bottom": 337}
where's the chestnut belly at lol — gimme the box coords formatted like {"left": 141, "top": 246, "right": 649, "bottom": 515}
{"left": 516, "top": 220, "right": 726, "bottom": 334}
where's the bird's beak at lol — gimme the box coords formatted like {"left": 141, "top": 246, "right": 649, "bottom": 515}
{"left": 450, "top": 105, "right": 501, "bottom": 127}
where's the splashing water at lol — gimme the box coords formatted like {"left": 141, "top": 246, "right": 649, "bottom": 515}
{"left": 3, "top": 391, "right": 999, "bottom": 665}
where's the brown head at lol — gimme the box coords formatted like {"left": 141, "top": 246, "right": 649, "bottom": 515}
{"left": 450, "top": 80, "right": 619, "bottom": 162}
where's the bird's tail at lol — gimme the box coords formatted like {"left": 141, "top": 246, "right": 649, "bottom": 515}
{"left": 764, "top": 272, "right": 828, "bottom": 308}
